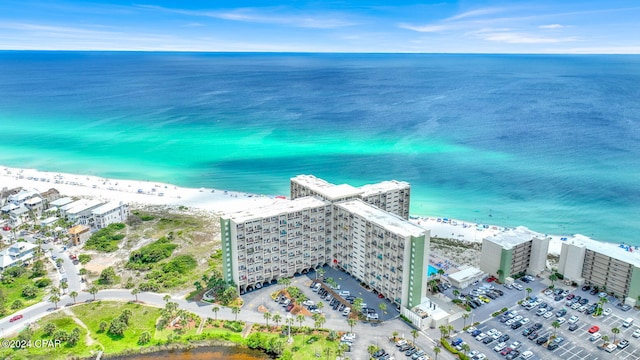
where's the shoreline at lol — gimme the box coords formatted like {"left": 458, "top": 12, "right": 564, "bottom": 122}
{"left": 1, "top": 164, "right": 628, "bottom": 257}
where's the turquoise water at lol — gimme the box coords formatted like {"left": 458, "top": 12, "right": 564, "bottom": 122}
{"left": 0, "top": 52, "right": 638, "bottom": 245}
{"left": 428, "top": 265, "right": 438, "bottom": 277}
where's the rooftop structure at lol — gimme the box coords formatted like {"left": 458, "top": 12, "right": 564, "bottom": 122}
{"left": 0, "top": 242, "right": 37, "bottom": 271}
{"left": 225, "top": 197, "right": 329, "bottom": 224}
{"left": 335, "top": 200, "right": 424, "bottom": 238}
{"left": 49, "top": 197, "right": 74, "bottom": 207}
{"left": 290, "top": 175, "right": 363, "bottom": 202}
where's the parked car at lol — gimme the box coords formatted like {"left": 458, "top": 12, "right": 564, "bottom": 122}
{"left": 618, "top": 339, "right": 630, "bottom": 349}
{"left": 9, "top": 314, "right": 23, "bottom": 322}
{"left": 588, "top": 325, "right": 599, "bottom": 333}
{"left": 568, "top": 323, "right": 579, "bottom": 331}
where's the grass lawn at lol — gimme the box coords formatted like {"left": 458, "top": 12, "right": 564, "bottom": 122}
{"left": 0, "top": 311, "right": 96, "bottom": 360}
{"left": 0, "top": 271, "right": 45, "bottom": 315}
{"left": 248, "top": 327, "right": 342, "bottom": 360}
{"left": 72, "top": 301, "right": 162, "bottom": 354}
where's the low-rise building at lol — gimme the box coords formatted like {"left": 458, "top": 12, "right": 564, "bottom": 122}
{"left": 64, "top": 199, "right": 104, "bottom": 225}
{"left": 23, "top": 196, "right": 44, "bottom": 216}
{"left": 558, "top": 236, "right": 640, "bottom": 305}
{"left": 0, "top": 242, "right": 38, "bottom": 271}
{"left": 479, "top": 226, "right": 549, "bottom": 282}
{"left": 447, "top": 266, "right": 485, "bottom": 289}
{"left": 68, "top": 224, "right": 91, "bottom": 246}
{"left": 91, "top": 201, "right": 129, "bottom": 229}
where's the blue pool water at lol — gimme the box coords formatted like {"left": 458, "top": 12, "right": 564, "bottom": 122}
{"left": 428, "top": 265, "right": 438, "bottom": 277}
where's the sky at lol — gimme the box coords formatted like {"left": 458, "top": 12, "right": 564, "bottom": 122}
{"left": 1, "top": 0, "right": 639, "bottom": 53}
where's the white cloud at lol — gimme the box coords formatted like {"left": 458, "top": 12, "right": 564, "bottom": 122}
{"left": 539, "top": 24, "right": 565, "bottom": 29}
{"left": 448, "top": 7, "right": 508, "bottom": 21}
{"left": 473, "top": 30, "right": 579, "bottom": 44}
{"left": 398, "top": 23, "right": 449, "bottom": 33}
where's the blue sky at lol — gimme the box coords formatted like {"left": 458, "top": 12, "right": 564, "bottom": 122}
{"left": 1, "top": 0, "right": 639, "bottom": 53}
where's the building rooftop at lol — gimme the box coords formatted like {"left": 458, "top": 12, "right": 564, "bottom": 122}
{"left": 65, "top": 200, "right": 104, "bottom": 215}
{"left": 92, "top": 201, "right": 126, "bottom": 216}
{"left": 566, "top": 235, "right": 640, "bottom": 268}
{"left": 24, "top": 196, "right": 43, "bottom": 206}
{"left": 485, "top": 226, "right": 543, "bottom": 249}
{"left": 50, "top": 197, "right": 74, "bottom": 207}
{"left": 448, "top": 266, "right": 485, "bottom": 283}
{"left": 359, "top": 180, "right": 410, "bottom": 196}
{"left": 225, "top": 197, "right": 330, "bottom": 223}
{"left": 291, "top": 175, "right": 363, "bottom": 200}
{"left": 68, "top": 224, "right": 90, "bottom": 235}
{"left": 336, "top": 200, "right": 426, "bottom": 238}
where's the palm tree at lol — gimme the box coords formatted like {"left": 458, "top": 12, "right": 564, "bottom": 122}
{"left": 316, "top": 267, "right": 325, "bottom": 280}
{"left": 549, "top": 273, "right": 558, "bottom": 288}
{"left": 212, "top": 306, "right": 220, "bottom": 321}
{"left": 231, "top": 306, "right": 240, "bottom": 321}
{"left": 602, "top": 334, "right": 610, "bottom": 346}
{"left": 317, "top": 301, "right": 324, "bottom": 311}
{"left": 461, "top": 343, "right": 471, "bottom": 355}
{"left": 551, "top": 321, "right": 560, "bottom": 337}
{"left": 462, "top": 312, "right": 470, "bottom": 328}
{"left": 612, "top": 327, "right": 620, "bottom": 343}
{"left": 368, "top": 345, "right": 378, "bottom": 356}
{"left": 88, "top": 286, "right": 98, "bottom": 300}
{"left": 273, "top": 314, "right": 282, "bottom": 329}
{"left": 439, "top": 325, "right": 447, "bottom": 340}
{"left": 353, "top": 298, "right": 363, "bottom": 316}
{"left": 392, "top": 331, "right": 399, "bottom": 341}
{"left": 452, "top": 289, "right": 460, "bottom": 298}
{"left": 263, "top": 312, "right": 272, "bottom": 328}
{"left": 428, "top": 279, "right": 439, "bottom": 293}
{"left": 69, "top": 291, "right": 78, "bottom": 303}
{"left": 278, "top": 277, "right": 291, "bottom": 291}
{"left": 496, "top": 269, "right": 504, "bottom": 282}
{"left": 163, "top": 294, "right": 171, "bottom": 303}
{"left": 437, "top": 268, "right": 445, "bottom": 282}
{"left": 296, "top": 314, "right": 305, "bottom": 330}
{"left": 347, "top": 318, "right": 356, "bottom": 333}
{"left": 411, "top": 329, "right": 419, "bottom": 345}
{"left": 131, "top": 288, "right": 140, "bottom": 302}
{"left": 447, "top": 325, "right": 454, "bottom": 337}
{"left": 60, "top": 282, "right": 68, "bottom": 295}
{"left": 433, "top": 345, "right": 441, "bottom": 360}
{"left": 525, "top": 287, "right": 532, "bottom": 300}
{"left": 49, "top": 294, "right": 60, "bottom": 309}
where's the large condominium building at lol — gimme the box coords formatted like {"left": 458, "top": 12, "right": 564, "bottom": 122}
{"left": 65, "top": 199, "right": 104, "bottom": 225}
{"left": 558, "top": 236, "right": 640, "bottom": 305}
{"left": 479, "top": 227, "right": 550, "bottom": 282}
{"left": 222, "top": 175, "right": 428, "bottom": 310}
{"left": 290, "top": 175, "right": 410, "bottom": 219}
{"left": 221, "top": 197, "right": 333, "bottom": 292}
{"left": 333, "top": 200, "right": 429, "bottom": 308}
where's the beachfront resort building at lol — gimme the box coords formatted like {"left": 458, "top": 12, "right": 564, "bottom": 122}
{"left": 479, "top": 226, "right": 550, "bottom": 282}
{"left": 332, "top": 200, "right": 429, "bottom": 308}
{"left": 222, "top": 175, "right": 430, "bottom": 309}
{"left": 290, "top": 175, "right": 411, "bottom": 219}
{"left": 220, "top": 197, "right": 333, "bottom": 291}
{"left": 558, "top": 236, "right": 640, "bottom": 305}
{"left": 91, "top": 201, "right": 130, "bottom": 229}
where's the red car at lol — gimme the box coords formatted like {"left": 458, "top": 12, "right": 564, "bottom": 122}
{"left": 9, "top": 314, "right": 23, "bottom": 322}
{"left": 486, "top": 276, "right": 497, "bottom": 282}
{"left": 500, "top": 347, "right": 513, "bottom": 356}
{"left": 566, "top": 294, "right": 575, "bottom": 300}
{"left": 588, "top": 325, "right": 599, "bottom": 333}
{"left": 2, "top": 225, "right": 11, "bottom": 231}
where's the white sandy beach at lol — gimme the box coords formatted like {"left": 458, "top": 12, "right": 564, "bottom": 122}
{"left": 0, "top": 164, "right": 604, "bottom": 256}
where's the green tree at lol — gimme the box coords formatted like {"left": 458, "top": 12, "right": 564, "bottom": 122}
{"left": 212, "top": 306, "right": 220, "bottom": 321}
{"left": 67, "top": 327, "right": 80, "bottom": 346}
{"left": 602, "top": 334, "right": 610, "bottom": 346}
{"left": 347, "top": 318, "right": 356, "bottom": 333}
{"left": 263, "top": 311, "right": 272, "bottom": 328}
{"left": 131, "top": 287, "right": 140, "bottom": 302}
{"left": 278, "top": 277, "right": 291, "bottom": 291}
{"left": 49, "top": 294, "right": 60, "bottom": 309}
{"left": 525, "top": 287, "right": 533, "bottom": 300}
{"left": 368, "top": 344, "right": 379, "bottom": 355}
{"left": 316, "top": 267, "right": 325, "bottom": 280}
{"left": 70, "top": 291, "right": 78, "bottom": 303}
{"left": 60, "top": 281, "right": 68, "bottom": 295}
{"left": 437, "top": 268, "right": 445, "bottom": 281}
{"left": 452, "top": 289, "right": 460, "bottom": 298}
{"left": 99, "top": 321, "right": 108, "bottom": 332}
{"left": 43, "top": 323, "right": 56, "bottom": 336}
{"left": 11, "top": 299, "right": 23, "bottom": 309}
{"left": 108, "top": 318, "right": 127, "bottom": 336}
{"left": 22, "top": 285, "right": 37, "bottom": 298}
{"left": 78, "top": 254, "right": 91, "bottom": 265}
{"left": 612, "top": 327, "right": 620, "bottom": 343}
{"left": 79, "top": 268, "right": 88, "bottom": 276}
{"left": 411, "top": 329, "right": 419, "bottom": 345}
{"left": 317, "top": 301, "right": 324, "bottom": 312}
{"left": 296, "top": 314, "right": 305, "bottom": 330}
{"left": 462, "top": 312, "right": 470, "bottom": 328}
{"left": 31, "top": 260, "right": 46, "bottom": 277}
{"left": 379, "top": 302, "right": 387, "bottom": 313}
{"left": 273, "top": 313, "right": 282, "bottom": 328}
{"left": 434, "top": 345, "right": 441, "bottom": 360}
{"left": 461, "top": 343, "right": 471, "bottom": 355}
{"left": 231, "top": 306, "right": 241, "bottom": 321}
{"left": 352, "top": 298, "right": 363, "bottom": 316}
{"left": 99, "top": 267, "right": 117, "bottom": 284}
{"left": 194, "top": 281, "right": 202, "bottom": 291}
{"left": 549, "top": 273, "right": 558, "bottom": 287}
{"left": 138, "top": 331, "right": 151, "bottom": 345}
{"left": 88, "top": 286, "right": 99, "bottom": 300}
{"left": 551, "top": 321, "right": 560, "bottom": 337}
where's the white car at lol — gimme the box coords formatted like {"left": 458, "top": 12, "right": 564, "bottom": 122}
{"left": 535, "top": 308, "right": 547, "bottom": 316}
{"left": 578, "top": 305, "right": 588, "bottom": 312}
{"left": 469, "top": 350, "right": 479, "bottom": 357}
{"left": 506, "top": 318, "right": 516, "bottom": 326}
{"left": 520, "top": 318, "right": 530, "bottom": 325}
{"left": 513, "top": 315, "right": 523, "bottom": 322}
{"left": 556, "top": 317, "right": 566, "bottom": 324}
{"left": 602, "top": 308, "right": 612, "bottom": 316}
{"left": 492, "top": 331, "right": 503, "bottom": 340}
{"left": 605, "top": 343, "right": 617, "bottom": 352}
{"left": 520, "top": 350, "right": 534, "bottom": 359}
{"left": 493, "top": 342, "right": 507, "bottom": 352}
{"left": 466, "top": 326, "right": 477, "bottom": 334}
{"left": 544, "top": 289, "right": 553, "bottom": 296}
{"left": 476, "top": 333, "right": 488, "bottom": 341}
{"left": 510, "top": 341, "right": 522, "bottom": 349}
{"left": 302, "top": 300, "right": 315, "bottom": 307}
{"left": 632, "top": 328, "right": 640, "bottom": 338}
{"left": 589, "top": 332, "right": 601, "bottom": 341}
{"left": 568, "top": 315, "right": 579, "bottom": 324}
{"left": 571, "top": 302, "right": 581, "bottom": 310}
{"left": 475, "top": 354, "right": 486, "bottom": 360}
{"left": 487, "top": 328, "right": 498, "bottom": 336}
{"left": 341, "top": 333, "right": 356, "bottom": 342}
{"left": 543, "top": 311, "right": 554, "bottom": 319}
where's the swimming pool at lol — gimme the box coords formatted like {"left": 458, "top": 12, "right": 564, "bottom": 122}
{"left": 428, "top": 265, "right": 438, "bottom": 277}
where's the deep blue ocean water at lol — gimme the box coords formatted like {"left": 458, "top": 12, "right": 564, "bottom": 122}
{"left": 0, "top": 52, "right": 639, "bottom": 244}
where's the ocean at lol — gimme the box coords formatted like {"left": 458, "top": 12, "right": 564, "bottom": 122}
{"left": 0, "top": 52, "right": 638, "bottom": 244}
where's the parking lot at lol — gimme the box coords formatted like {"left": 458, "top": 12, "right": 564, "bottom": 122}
{"left": 451, "top": 279, "right": 640, "bottom": 360}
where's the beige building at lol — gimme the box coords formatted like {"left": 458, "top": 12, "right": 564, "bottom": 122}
{"left": 68, "top": 224, "right": 91, "bottom": 246}
{"left": 558, "top": 236, "right": 640, "bottom": 305}
{"left": 479, "top": 227, "right": 550, "bottom": 282}
{"left": 221, "top": 197, "right": 332, "bottom": 292}
{"left": 290, "top": 175, "right": 410, "bottom": 219}
{"left": 332, "top": 200, "right": 429, "bottom": 308}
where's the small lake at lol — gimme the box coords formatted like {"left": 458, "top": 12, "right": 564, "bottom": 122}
{"left": 107, "top": 346, "right": 270, "bottom": 360}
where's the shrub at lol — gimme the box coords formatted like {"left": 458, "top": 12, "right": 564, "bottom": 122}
{"left": 162, "top": 255, "right": 197, "bottom": 274}
{"left": 35, "top": 278, "right": 52, "bottom": 288}
{"left": 128, "top": 237, "right": 177, "bottom": 265}
{"left": 85, "top": 223, "right": 126, "bottom": 252}
{"left": 223, "top": 321, "right": 244, "bottom": 332}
